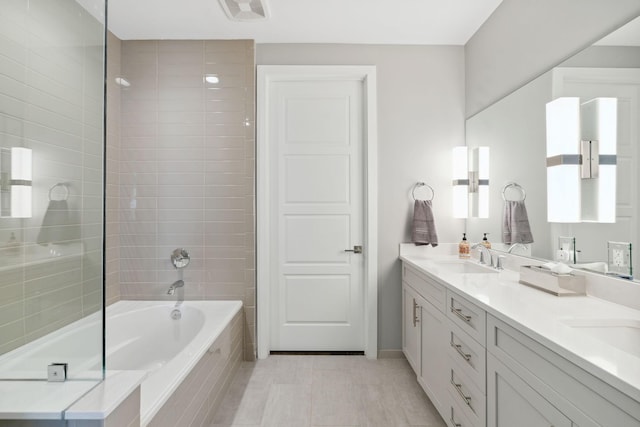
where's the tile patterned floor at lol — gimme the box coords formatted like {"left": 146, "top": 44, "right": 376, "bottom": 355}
{"left": 211, "top": 355, "right": 447, "bottom": 427}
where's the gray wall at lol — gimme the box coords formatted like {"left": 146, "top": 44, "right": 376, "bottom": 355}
{"left": 465, "top": 0, "right": 640, "bottom": 117}
{"left": 256, "top": 44, "right": 466, "bottom": 351}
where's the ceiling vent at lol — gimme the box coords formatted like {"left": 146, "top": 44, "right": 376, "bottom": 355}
{"left": 219, "top": 0, "right": 269, "bottom": 21}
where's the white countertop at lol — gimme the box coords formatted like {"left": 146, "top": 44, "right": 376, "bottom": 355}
{"left": 0, "top": 371, "right": 145, "bottom": 420}
{"left": 66, "top": 370, "right": 146, "bottom": 420}
{"left": 399, "top": 244, "right": 640, "bottom": 403}
{"left": 0, "top": 380, "right": 100, "bottom": 419}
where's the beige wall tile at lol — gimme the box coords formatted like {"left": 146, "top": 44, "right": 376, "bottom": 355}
{"left": 114, "top": 39, "right": 256, "bottom": 359}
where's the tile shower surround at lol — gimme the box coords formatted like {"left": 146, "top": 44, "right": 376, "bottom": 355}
{"left": 116, "top": 40, "right": 256, "bottom": 359}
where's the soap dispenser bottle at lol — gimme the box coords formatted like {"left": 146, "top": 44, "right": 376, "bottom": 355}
{"left": 481, "top": 233, "right": 491, "bottom": 249}
{"left": 459, "top": 233, "right": 470, "bottom": 259}
{"left": 6, "top": 232, "right": 20, "bottom": 256}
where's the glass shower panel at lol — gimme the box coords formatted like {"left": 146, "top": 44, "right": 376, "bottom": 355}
{"left": 0, "top": 0, "right": 105, "bottom": 381}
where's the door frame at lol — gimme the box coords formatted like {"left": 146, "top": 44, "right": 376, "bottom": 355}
{"left": 256, "top": 65, "right": 378, "bottom": 359}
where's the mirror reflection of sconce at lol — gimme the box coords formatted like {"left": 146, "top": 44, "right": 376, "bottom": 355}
{"left": 452, "top": 146, "right": 490, "bottom": 219}
{"left": 11, "top": 147, "right": 32, "bottom": 218}
{"left": 545, "top": 97, "right": 617, "bottom": 223}
{"left": 0, "top": 147, "right": 32, "bottom": 218}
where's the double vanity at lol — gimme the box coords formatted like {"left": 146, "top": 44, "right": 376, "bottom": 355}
{"left": 400, "top": 244, "right": 640, "bottom": 427}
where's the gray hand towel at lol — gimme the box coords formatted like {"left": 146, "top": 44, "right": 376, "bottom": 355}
{"left": 37, "top": 200, "right": 81, "bottom": 245}
{"left": 502, "top": 200, "right": 534, "bottom": 244}
{"left": 412, "top": 200, "right": 438, "bottom": 247}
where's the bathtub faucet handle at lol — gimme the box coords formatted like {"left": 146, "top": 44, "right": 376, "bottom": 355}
{"left": 167, "top": 279, "right": 184, "bottom": 295}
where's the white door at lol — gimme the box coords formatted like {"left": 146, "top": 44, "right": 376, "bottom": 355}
{"left": 268, "top": 78, "right": 365, "bottom": 351}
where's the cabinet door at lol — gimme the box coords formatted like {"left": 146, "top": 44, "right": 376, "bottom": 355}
{"left": 402, "top": 283, "right": 421, "bottom": 374}
{"left": 420, "top": 299, "right": 449, "bottom": 417}
{"left": 487, "top": 354, "right": 572, "bottom": 427}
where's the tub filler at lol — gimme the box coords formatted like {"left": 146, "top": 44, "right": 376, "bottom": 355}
{"left": 0, "top": 300, "right": 243, "bottom": 426}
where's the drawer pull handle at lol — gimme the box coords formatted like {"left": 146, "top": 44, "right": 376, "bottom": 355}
{"left": 450, "top": 407, "right": 462, "bottom": 427}
{"left": 412, "top": 299, "right": 420, "bottom": 327}
{"left": 451, "top": 378, "right": 472, "bottom": 408}
{"left": 451, "top": 340, "right": 472, "bottom": 361}
{"left": 451, "top": 306, "right": 472, "bottom": 323}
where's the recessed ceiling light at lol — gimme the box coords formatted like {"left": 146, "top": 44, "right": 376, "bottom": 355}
{"left": 205, "top": 75, "right": 220, "bottom": 84}
{"left": 218, "top": 0, "right": 269, "bottom": 21}
{"left": 114, "top": 77, "right": 130, "bottom": 87}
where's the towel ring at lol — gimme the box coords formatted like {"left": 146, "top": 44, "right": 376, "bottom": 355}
{"left": 49, "top": 182, "right": 69, "bottom": 201}
{"left": 502, "top": 182, "right": 526, "bottom": 201}
{"left": 412, "top": 182, "right": 435, "bottom": 201}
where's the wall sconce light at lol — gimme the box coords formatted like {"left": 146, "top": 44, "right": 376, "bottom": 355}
{"left": 452, "top": 146, "right": 469, "bottom": 218}
{"left": 452, "top": 146, "right": 490, "bottom": 219}
{"left": 471, "top": 146, "right": 490, "bottom": 218}
{"left": 10, "top": 147, "right": 32, "bottom": 218}
{"left": 581, "top": 98, "right": 617, "bottom": 223}
{"left": 545, "top": 97, "right": 617, "bottom": 223}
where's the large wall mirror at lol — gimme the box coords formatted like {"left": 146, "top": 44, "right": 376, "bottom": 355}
{"left": 466, "top": 15, "right": 640, "bottom": 281}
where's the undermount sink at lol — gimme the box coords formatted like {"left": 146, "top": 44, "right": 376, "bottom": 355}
{"left": 431, "top": 260, "right": 499, "bottom": 274}
{"left": 561, "top": 318, "right": 640, "bottom": 355}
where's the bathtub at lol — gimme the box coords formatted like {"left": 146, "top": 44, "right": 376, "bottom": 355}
{"left": 0, "top": 300, "right": 243, "bottom": 426}
{"left": 107, "top": 300, "right": 243, "bottom": 425}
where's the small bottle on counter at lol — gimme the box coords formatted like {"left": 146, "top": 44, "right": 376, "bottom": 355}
{"left": 459, "top": 233, "right": 470, "bottom": 259}
{"left": 6, "top": 232, "right": 20, "bottom": 256}
{"left": 481, "top": 233, "right": 491, "bottom": 249}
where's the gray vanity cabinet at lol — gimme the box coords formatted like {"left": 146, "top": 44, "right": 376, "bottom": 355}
{"left": 487, "top": 353, "right": 573, "bottom": 427}
{"left": 401, "top": 259, "right": 640, "bottom": 427}
{"left": 402, "top": 263, "right": 487, "bottom": 426}
{"left": 402, "top": 282, "right": 421, "bottom": 372}
{"left": 402, "top": 264, "right": 450, "bottom": 418}
{"left": 487, "top": 315, "right": 640, "bottom": 427}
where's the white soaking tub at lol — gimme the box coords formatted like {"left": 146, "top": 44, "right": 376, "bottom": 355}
{"left": 0, "top": 300, "right": 243, "bottom": 425}
{"left": 106, "top": 300, "right": 243, "bottom": 426}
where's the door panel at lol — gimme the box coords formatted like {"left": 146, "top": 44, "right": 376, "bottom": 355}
{"left": 285, "top": 97, "right": 350, "bottom": 144}
{"left": 269, "top": 79, "right": 364, "bottom": 351}
{"left": 284, "top": 215, "right": 350, "bottom": 264}
{"left": 284, "top": 155, "right": 350, "bottom": 203}
{"left": 284, "top": 275, "right": 351, "bottom": 322}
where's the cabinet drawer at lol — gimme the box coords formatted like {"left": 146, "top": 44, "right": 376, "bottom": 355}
{"left": 448, "top": 390, "right": 481, "bottom": 427}
{"left": 447, "top": 319, "right": 486, "bottom": 392}
{"left": 449, "top": 366, "right": 486, "bottom": 427}
{"left": 403, "top": 263, "right": 446, "bottom": 312}
{"left": 447, "top": 290, "right": 486, "bottom": 346}
{"left": 488, "top": 315, "right": 640, "bottom": 426}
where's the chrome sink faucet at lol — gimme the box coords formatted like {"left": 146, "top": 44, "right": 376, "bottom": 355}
{"left": 471, "top": 243, "right": 493, "bottom": 266}
{"left": 507, "top": 243, "right": 528, "bottom": 254}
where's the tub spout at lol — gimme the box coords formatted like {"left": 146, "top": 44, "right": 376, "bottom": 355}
{"left": 167, "top": 279, "right": 184, "bottom": 296}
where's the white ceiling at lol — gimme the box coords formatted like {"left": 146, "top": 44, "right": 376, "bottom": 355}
{"left": 107, "top": 0, "right": 504, "bottom": 45}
